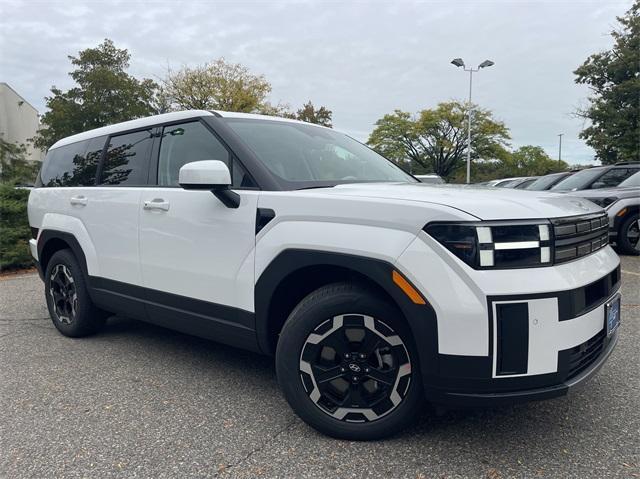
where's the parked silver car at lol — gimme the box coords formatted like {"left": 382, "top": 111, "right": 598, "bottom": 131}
{"left": 566, "top": 171, "right": 639, "bottom": 255}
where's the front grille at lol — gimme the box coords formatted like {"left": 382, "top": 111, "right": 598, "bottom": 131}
{"left": 552, "top": 213, "right": 609, "bottom": 264}
{"left": 567, "top": 330, "right": 605, "bottom": 380}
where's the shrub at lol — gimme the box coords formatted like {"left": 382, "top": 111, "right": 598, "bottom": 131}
{"left": 0, "top": 184, "right": 33, "bottom": 271}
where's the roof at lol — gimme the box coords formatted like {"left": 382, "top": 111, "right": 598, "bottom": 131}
{"left": 50, "top": 109, "right": 329, "bottom": 150}
{"left": 50, "top": 110, "right": 214, "bottom": 149}
{"left": 0, "top": 82, "right": 39, "bottom": 115}
{"left": 213, "top": 110, "right": 332, "bottom": 130}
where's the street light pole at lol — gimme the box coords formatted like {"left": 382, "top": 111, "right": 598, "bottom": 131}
{"left": 451, "top": 58, "right": 494, "bottom": 184}
{"left": 558, "top": 133, "right": 563, "bottom": 161}
{"left": 466, "top": 69, "right": 473, "bottom": 185}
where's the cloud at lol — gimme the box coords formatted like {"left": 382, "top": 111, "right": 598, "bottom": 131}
{"left": 0, "top": 0, "right": 632, "bottom": 163}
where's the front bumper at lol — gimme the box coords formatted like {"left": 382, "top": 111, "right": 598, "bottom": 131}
{"left": 395, "top": 233, "right": 621, "bottom": 408}
{"left": 29, "top": 238, "right": 44, "bottom": 280}
{"left": 425, "top": 328, "right": 618, "bottom": 407}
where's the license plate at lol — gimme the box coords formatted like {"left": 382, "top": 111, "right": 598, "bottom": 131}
{"left": 605, "top": 294, "right": 621, "bottom": 336}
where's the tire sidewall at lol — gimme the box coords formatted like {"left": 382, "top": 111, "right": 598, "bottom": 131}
{"left": 618, "top": 213, "right": 640, "bottom": 255}
{"left": 276, "top": 284, "right": 423, "bottom": 440}
{"left": 45, "top": 249, "right": 102, "bottom": 337}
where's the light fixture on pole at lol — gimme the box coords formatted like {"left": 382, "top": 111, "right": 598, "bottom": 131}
{"left": 451, "top": 58, "right": 495, "bottom": 184}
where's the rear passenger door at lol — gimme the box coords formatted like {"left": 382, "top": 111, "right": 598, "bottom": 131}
{"left": 138, "top": 120, "right": 259, "bottom": 334}
{"left": 85, "top": 128, "right": 155, "bottom": 286}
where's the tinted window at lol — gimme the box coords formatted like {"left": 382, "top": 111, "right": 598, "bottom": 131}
{"left": 514, "top": 179, "right": 536, "bottom": 189}
{"left": 101, "top": 130, "right": 153, "bottom": 185}
{"left": 526, "top": 172, "right": 571, "bottom": 190}
{"left": 590, "top": 168, "right": 638, "bottom": 189}
{"left": 41, "top": 141, "right": 88, "bottom": 186}
{"left": 551, "top": 168, "right": 606, "bottom": 191}
{"left": 496, "top": 180, "right": 516, "bottom": 187}
{"left": 75, "top": 137, "right": 105, "bottom": 186}
{"left": 158, "top": 122, "right": 229, "bottom": 186}
{"left": 619, "top": 171, "right": 640, "bottom": 187}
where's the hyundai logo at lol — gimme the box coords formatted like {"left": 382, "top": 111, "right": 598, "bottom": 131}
{"left": 348, "top": 363, "right": 361, "bottom": 373}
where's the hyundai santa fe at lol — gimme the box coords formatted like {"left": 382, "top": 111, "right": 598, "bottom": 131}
{"left": 28, "top": 110, "right": 622, "bottom": 440}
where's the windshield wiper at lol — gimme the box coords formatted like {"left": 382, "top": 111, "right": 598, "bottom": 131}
{"left": 296, "top": 185, "right": 336, "bottom": 190}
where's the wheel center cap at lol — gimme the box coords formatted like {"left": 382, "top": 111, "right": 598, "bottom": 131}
{"left": 348, "top": 363, "right": 361, "bottom": 373}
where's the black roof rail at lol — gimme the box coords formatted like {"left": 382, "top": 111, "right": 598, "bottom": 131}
{"left": 614, "top": 161, "right": 640, "bottom": 166}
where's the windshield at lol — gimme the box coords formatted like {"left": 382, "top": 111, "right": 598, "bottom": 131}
{"left": 526, "top": 173, "right": 570, "bottom": 190}
{"left": 551, "top": 168, "right": 605, "bottom": 191}
{"left": 224, "top": 119, "right": 415, "bottom": 188}
{"left": 619, "top": 171, "right": 640, "bottom": 187}
{"left": 514, "top": 178, "right": 537, "bottom": 189}
{"left": 496, "top": 180, "right": 516, "bottom": 187}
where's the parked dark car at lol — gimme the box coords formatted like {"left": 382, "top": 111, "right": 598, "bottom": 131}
{"left": 551, "top": 163, "right": 640, "bottom": 192}
{"left": 506, "top": 176, "right": 539, "bottom": 189}
{"left": 526, "top": 171, "right": 575, "bottom": 191}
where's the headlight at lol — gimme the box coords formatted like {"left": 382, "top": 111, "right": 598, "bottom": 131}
{"left": 588, "top": 197, "right": 618, "bottom": 208}
{"left": 425, "top": 222, "right": 552, "bottom": 269}
{"left": 426, "top": 213, "right": 609, "bottom": 269}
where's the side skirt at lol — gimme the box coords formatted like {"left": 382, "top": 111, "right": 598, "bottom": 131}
{"left": 89, "top": 276, "right": 260, "bottom": 353}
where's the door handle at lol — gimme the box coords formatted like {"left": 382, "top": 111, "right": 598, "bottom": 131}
{"left": 143, "top": 199, "right": 170, "bottom": 211}
{"left": 70, "top": 195, "right": 88, "bottom": 206}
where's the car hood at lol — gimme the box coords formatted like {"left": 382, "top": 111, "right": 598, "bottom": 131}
{"left": 310, "top": 183, "right": 603, "bottom": 220}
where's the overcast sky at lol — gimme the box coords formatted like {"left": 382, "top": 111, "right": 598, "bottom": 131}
{"left": 0, "top": 0, "right": 633, "bottom": 164}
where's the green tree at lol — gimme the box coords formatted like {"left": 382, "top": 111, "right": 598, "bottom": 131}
{"left": 0, "top": 138, "right": 39, "bottom": 185}
{"left": 0, "top": 184, "right": 32, "bottom": 270}
{"left": 33, "top": 39, "right": 158, "bottom": 150}
{"left": 163, "top": 58, "right": 272, "bottom": 112}
{"left": 293, "top": 101, "right": 333, "bottom": 127}
{"left": 368, "top": 101, "right": 510, "bottom": 178}
{"left": 574, "top": 1, "right": 640, "bottom": 163}
{"left": 502, "top": 146, "right": 569, "bottom": 177}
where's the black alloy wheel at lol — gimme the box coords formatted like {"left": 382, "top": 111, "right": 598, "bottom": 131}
{"left": 48, "top": 263, "right": 78, "bottom": 324}
{"left": 299, "top": 313, "right": 412, "bottom": 422}
{"left": 44, "top": 249, "right": 107, "bottom": 337}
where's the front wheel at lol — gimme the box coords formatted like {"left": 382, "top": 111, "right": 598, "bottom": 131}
{"left": 617, "top": 213, "right": 640, "bottom": 255}
{"left": 276, "top": 282, "right": 423, "bottom": 440}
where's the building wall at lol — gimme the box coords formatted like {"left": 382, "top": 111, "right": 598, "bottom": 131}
{"left": 0, "top": 83, "right": 45, "bottom": 163}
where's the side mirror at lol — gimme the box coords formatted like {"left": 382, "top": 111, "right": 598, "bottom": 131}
{"left": 179, "top": 160, "right": 240, "bottom": 208}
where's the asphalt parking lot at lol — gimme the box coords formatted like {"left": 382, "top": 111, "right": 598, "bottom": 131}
{"left": 1, "top": 257, "right": 638, "bottom": 479}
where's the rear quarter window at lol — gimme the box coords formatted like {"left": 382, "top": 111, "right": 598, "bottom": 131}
{"left": 40, "top": 138, "right": 105, "bottom": 187}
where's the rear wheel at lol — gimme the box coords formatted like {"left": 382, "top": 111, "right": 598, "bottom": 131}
{"left": 618, "top": 213, "right": 640, "bottom": 255}
{"left": 44, "top": 249, "right": 108, "bottom": 337}
{"left": 276, "top": 282, "right": 423, "bottom": 440}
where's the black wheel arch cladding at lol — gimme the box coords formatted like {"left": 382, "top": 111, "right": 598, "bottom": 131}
{"left": 254, "top": 249, "right": 439, "bottom": 376}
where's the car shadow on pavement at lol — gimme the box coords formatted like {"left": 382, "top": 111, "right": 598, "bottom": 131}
{"left": 98, "top": 314, "right": 582, "bottom": 443}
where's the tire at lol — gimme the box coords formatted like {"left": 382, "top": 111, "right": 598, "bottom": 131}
{"left": 276, "top": 282, "right": 424, "bottom": 440}
{"left": 44, "top": 249, "right": 108, "bottom": 337}
{"left": 617, "top": 213, "right": 640, "bottom": 255}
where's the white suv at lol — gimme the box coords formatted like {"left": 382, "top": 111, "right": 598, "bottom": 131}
{"left": 28, "top": 110, "right": 622, "bottom": 440}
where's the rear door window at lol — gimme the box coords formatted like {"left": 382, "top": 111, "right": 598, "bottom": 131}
{"left": 100, "top": 130, "right": 154, "bottom": 185}
{"left": 590, "top": 168, "right": 636, "bottom": 189}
